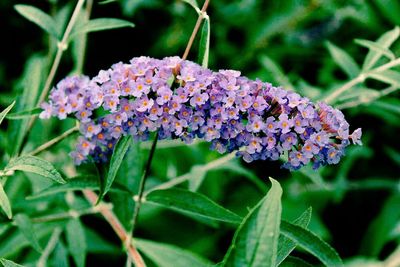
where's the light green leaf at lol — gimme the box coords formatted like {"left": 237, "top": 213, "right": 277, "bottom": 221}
{"left": 100, "top": 135, "right": 132, "bottom": 201}
{"left": 370, "top": 98, "right": 400, "bottom": 115}
{"left": 4, "top": 155, "right": 65, "bottom": 184}
{"left": 198, "top": 17, "right": 210, "bottom": 68}
{"left": 14, "top": 214, "right": 42, "bottom": 252}
{"left": 325, "top": 41, "right": 360, "bottom": 78}
{"left": 222, "top": 178, "right": 282, "bottom": 267}
{"left": 368, "top": 70, "right": 400, "bottom": 87}
{"left": 146, "top": 188, "right": 242, "bottom": 224}
{"left": 188, "top": 165, "right": 207, "bottom": 191}
{"left": 276, "top": 208, "right": 312, "bottom": 265}
{"left": 135, "top": 238, "right": 212, "bottom": 267}
{"left": 280, "top": 221, "right": 343, "bottom": 267}
{"left": 14, "top": 5, "right": 59, "bottom": 38}
{"left": 280, "top": 256, "right": 313, "bottom": 267}
{"left": 27, "top": 176, "right": 132, "bottom": 200}
{"left": 0, "top": 183, "right": 12, "bottom": 219}
{"left": 66, "top": 218, "right": 87, "bottom": 267}
{"left": 70, "top": 18, "right": 134, "bottom": 39}
{"left": 355, "top": 39, "right": 395, "bottom": 60}
{"left": 98, "top": 0, "right": 118, "bottom": 4}
{"left": 0, "top": 101, "right": 16, "bottom": 126}
{"left": 0, "top": 258, "right": 24, "bottom": 267}
{"left": 6, "top": 108, "right": 41, "bottom": 120}
{"left": 362, "top": 26, "right": 400, "bottom": 71}
{"left": 181, "top": 0, "right": 200, "bottom": 13}
{"left": 373, "top": 0, "right": 400, "bottom": 25}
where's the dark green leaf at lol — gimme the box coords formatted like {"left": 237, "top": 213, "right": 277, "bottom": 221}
{"left": 325, "top": 41, "right": 360, "bottom": 78}
{"left": 0, "top": 101, "right": 15, "bottom": 126}
{"left": 70, "top": 18, "right": 134, "bottom": 39}
{"left": 146, "top": 188, "right": 242, "bottom": 224}
{"left": 355, "top": 39, "right": 395, "bottom": 60}
{"left": 6, "top": 108, "right": 41, "bottom": 120}
{"left": 280, "top": 256, "right": 313, "bottom": 267}
{"left": 259, "top": 55, "right": 296, "bottom": 92}
{"left": 27, "top": 176, "right": 132, "bottom": 200}
{"left": 222, "top": 178, "right": 282, "bottom": 267}
{"left": 66, "top": 218, "right": 87, "bottom": 267}
{"left": 0, "top": 258, "right": 24, "bottom": 267}
{"left": 14, "top": 214, "right": 42, "bottom": 252}
{"left": 373, "top": 0, "right": 400, "bottom": 25}
{"left": 362, "top": 26, "right": 399, "bottom": 71}
{"left": 280, "top": 221, "right": 343, "bottom": 267}
{"left": 5, "top": 155, "right": 66, "bottom": 184}
{"left": 0, "top": 183, "right": 12, "bottom": 219}
{"left": 135, "top": 238, "right": 212, "bottom": 267}
{"left": 14, "top": 5, "right": 59, "bottom": 38}
{"left": 277, "top": 208, "right": 312, "bottom": 265}
{"left": 100, "top": 135, "right": 132, "bottom": 201}
{"left": 198, "top": 17, "right": 210, "bottom": 68}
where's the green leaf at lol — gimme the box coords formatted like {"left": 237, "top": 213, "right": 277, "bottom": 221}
{"left": 325, "top": 41, "right": 360, "bottom": 78}
{"left": 181, "top": 0, "right": 200, "bottom": 13}
{"left": 146, "top": 188, "right": 242, "bottom": 224}
{"left": 14, "top": 214, "right": 42, "bottom": 252}
{"left": 368, "top": 70, "right": 400, "bottom": 87}
{"left": 280, "top": 256, "right": 313, "bottom": 267}
{"left": 4, "top": 155, "right": 66, "bottom": 184}
{"left": 135, "top": 238, "right": 212, "bottom": 267}
{"left": 99, "top": 135, "right": 132, "bottom": 201}
{"left": 373, "top": 0, "right": 400, "bottom": 25}
{"left": 66, "top": 218, "right": 87, "bottom": 267}
{"left": 198, "top": 17, "right": 210, "bottom": 68}
{"left": 276, "top": 208, "right": 312, "bottom": 265}
{"left": 6, "top": 107, "right": 41, "bottom": 120}
{"left": 14, "top": 5, "right": 59, "bottom": 38}
{"left": 370, "top": 98, "right": 400, "bottom": 115}
{"left": 280, "top": 221, "right": 343, "bottom": 267}
{"left": 355, "top": 39, "right": 395, "bottom": 60}
{"left": 27, "top": 176, "right": 132, "bottom": 200}
{"left": 0, "top": 101, "right": 16, "bottom": 126}
{"left": 70, "top": 18, "right": 134, "bottom": 39}
{"left": 362, "top": 26, "right": 400, "bottom": 71}
{"left": 222, "top": 178, "right": 282, "bottom": 267}
{"left": 0, "top": 258, "right": 24, "bottom": 267}
{"left": 0, "top": 183, "right": 12, "bottom": 219}
{"left": 188, "top": 165, "right": 207, "bottom": 191}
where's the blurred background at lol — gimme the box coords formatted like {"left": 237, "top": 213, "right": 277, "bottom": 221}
{"left": 0, "top": 0, "right": 400, "bottom": 266}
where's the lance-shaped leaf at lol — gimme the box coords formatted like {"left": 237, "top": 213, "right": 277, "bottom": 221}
{"left": 135, "top": 238, "right": 212, "bottom": 267}
{"left": 368, "top": 70, "right": 400, "bottom": 88}
{"left": 146, "top": 188, "right": 242, "bottom": 224}
{"left": 99, "top": 135, "right": 132, "bottom": 201}
{"left": 66, "top": 218, "right": 87, "bottom": 267}
{"left": 14, "top": 5, "right": 59, "bottom": 38}
{"left": 6, "top": 108, "right": 41, "bottom": 120}
{"left": 14, "top": 214, "right": 42, "bottom": 252}
{"left": 355, "top": 39, "right": 395, "bottom": 60}
{"left": 325, "top": 41, "right": 360, "bottom": 78}
{"left": 70, "top": 18, "right": 134, "bottom": 39}
{"left": 0, "top": 183, "right": 12, "bottom": 219}
{"left": 182, "top": 0, "right": 200, "bottom": 13}
{"left": 276, "top": 208, "right": 312, "bottom": 265}
{"left": 0, "top": 258, "right": 24, "bottom": 267}
{"left": 280, "top": 221, "right": 343, "bottom": 267}
{"left": 4, "top": 155, "right": 65, "bottom": 184}
{"left": 222, "top": 178, "right": 282, "bottom": 267}
{"left": 198, "top": 17, "right": 210, "bottom": 68}
{"left": 0, "top": 101, "right": 15, "bottom": 125}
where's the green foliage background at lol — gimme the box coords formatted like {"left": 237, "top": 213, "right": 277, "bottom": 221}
{"left": 0, "top": 0, "right": 400, "bottom": 266}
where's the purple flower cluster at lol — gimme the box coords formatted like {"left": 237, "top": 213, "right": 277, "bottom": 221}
{"left": 40, "top": 56, "right": 362, "bottom": 170}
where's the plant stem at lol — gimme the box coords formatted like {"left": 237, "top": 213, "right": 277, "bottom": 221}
{"left": 83, "top": 190, "right": 146, "bottom": 267}
{"left": 143, "top": 152, "right": 235, "bottom": 196}
{"left": 127, "top": 0, "right": 212, "bottom": 242}
{"left": 20, "top": 0, "right": 86, "bottom": 155}
{"left": 130, "top": 132, "right": 159, "bottom": 235}
{"left": 27, "top": 125, "right": 79, "bottom": 156}
{"left": 37, "top": 228, "right": 63, "bottom": 267}
{"left": 182, "top": 0, "right": 211, "bottom": 60}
